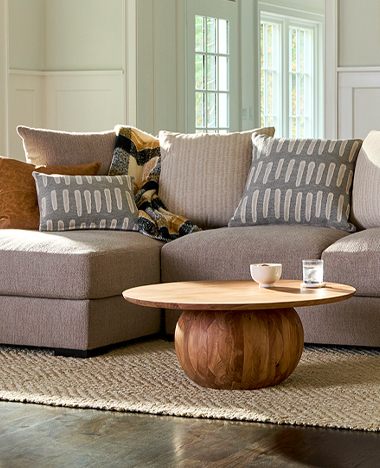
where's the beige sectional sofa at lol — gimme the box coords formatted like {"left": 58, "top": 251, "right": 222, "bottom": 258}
{"left": 1, "top": 126, "right": 380, "bottom": 356}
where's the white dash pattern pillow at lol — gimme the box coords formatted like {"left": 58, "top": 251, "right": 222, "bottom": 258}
{"left": 229, "top": 134, "right": 362, "bottom": 232}
{"left": 33, "top": 173, "right": 139, "bottom": 231}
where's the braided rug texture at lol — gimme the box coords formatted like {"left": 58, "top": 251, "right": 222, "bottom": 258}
{"left": 0, "top": 339, "right": 379, "bottom": 432}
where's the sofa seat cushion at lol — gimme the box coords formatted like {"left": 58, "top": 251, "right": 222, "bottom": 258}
{"left": 322, "top": 228, "right": 380, "bottom": 296}
{"left": 161, "top": 225, "right": 349, "bottom": 283}
{"left": 0, "top": 230, "right": 163, "bottom": 299}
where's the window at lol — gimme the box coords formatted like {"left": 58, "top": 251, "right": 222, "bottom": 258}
{"left": 195, "top": 15, "right": 230, "bottom": 133}
{"left": 289, "top": 26, "right": 313, "bottom": 138}
{"left": 260, "top": 22, "right": 280, "bottom": 130}
{"left": 260, "top": 11, "right": 323, "bottom": 138}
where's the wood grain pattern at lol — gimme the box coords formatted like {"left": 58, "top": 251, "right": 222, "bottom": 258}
{"left": 123, "top": 280, "right": 354, "bottom": 390}
{"left": 175, "top": 308, "right": 304, "bottom": 390}
{"left": 123, "top": 280, "right": 355, "bottom": 311}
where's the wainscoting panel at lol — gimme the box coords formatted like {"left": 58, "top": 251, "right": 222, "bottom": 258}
{"left": 8, "top": 71, "right": 44, "bottom": 160}
{"left": 338, "top": 69, "right": 380, "bottom": 140}
{"left": 44, "top": 72, "right": 126, "bottom": 133}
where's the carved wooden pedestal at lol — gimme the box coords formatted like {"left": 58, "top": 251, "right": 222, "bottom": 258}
{"left": 174, "top": 308, "right": 304, "bottom": 390}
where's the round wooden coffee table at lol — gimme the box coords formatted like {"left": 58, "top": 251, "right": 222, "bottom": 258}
{"left": 123, "top": 280, "right": 355, "bottom": 390}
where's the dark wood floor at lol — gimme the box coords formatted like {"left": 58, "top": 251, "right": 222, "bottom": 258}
{"left": 1, "top": 400, "right": 380, "bottom": 467}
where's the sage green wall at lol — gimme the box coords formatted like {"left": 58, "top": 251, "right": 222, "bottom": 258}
{"left": 44, "top": 0, "right": 123, "bottom": 71}
{"left": 339, "top": 0, "right": 380, "bottom": 67}
{"left": 8, "top": 0, "right": 44, "bottom": 70}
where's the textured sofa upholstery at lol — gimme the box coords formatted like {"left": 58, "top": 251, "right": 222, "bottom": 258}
{"left": 2, "top": 126, "right": 380, "bottom": 355}
{"left": 0, "top": 229, "right": 163, "bottom": 355}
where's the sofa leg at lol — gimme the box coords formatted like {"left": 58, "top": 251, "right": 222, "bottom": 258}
{"left": 53, "top": 347, "right": 107, "bottom": 358}
{"left": 54, "top": 333, "right": 165, "bottom": 358}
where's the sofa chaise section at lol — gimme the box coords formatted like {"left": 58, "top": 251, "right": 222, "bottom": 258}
{"left": 0, "top": 230, "right": 164, "bottom": 356}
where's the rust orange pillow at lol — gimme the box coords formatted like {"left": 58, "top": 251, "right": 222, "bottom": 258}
{"left": 0, "top": 157, "right": 102, "bottom": 229}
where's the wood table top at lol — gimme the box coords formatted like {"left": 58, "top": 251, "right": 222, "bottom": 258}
{"left": 123, "top": 280, "right": 356, "bottom": 311}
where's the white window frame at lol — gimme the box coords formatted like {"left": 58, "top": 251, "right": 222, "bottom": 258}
{"left": 260, "top": 20, "right": 281, "bottom": 130}
{"left": 258, "top": 3, "right": 324, "bottom": 138}
{"left": 195, "top": 15, "right": 230, "bottom": 133}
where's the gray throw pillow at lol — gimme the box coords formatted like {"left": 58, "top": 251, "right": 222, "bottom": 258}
{"left": 229, "top": 134, "right": 363, "bottom": 232}
{"left": 33, "top": 173, "right": 139, "bottom": 232}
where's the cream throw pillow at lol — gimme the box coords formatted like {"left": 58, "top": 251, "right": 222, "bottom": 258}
{"left": 351, "top": 130, "right": 380, "bottom": 229}
{"left": 158, "top": 127, "right": 275, "bottom": 230}
{"left": 17, "top": 126, "right": 116, "bottom": 175}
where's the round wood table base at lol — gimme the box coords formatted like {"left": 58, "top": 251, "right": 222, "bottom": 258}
{"left": 174, "top": 308, "right": 304, "bottom": 390}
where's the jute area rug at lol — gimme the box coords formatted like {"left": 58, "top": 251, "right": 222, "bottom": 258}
{"left": 1, "top": 339, "right": 380, "bottom": 432}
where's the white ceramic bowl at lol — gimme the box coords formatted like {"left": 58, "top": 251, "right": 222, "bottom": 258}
{"left": 250, "top": 263, "right": 282, "bottom": 288}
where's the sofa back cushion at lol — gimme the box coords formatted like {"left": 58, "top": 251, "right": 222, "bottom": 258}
{"left": 158, "top": 127, "right": 275, "bottom": 230}
{"left": 17, "top": 126, "right": 116, "bottom": 175}
{"left": 351, "top": 130, "right": 380, "bottom": 229}
{"left": 229, "top": 134, "right": 362, "bottom": 232}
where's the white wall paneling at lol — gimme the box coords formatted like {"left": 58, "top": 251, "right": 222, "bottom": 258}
{"left": 4, "top": 0, "right": 128, "bottom": 161}
{"left": 153, "top": 0, "right": 179, "bottom": 134}
{"left": 44, "top": 71, "right": 126, "bottom": 132}
{"left": 324, "top": 0, "right": 338, "bottom": 139}
{"left": 124, "top": 0, "right": 137, "bottom": 127}
{"left": 338, "top": 68, "right": 380, "bottom": 139}
{"left": 8, "top": 71, "right": 44, "bottom": 160}
{"left": 7, "top": 70, "right": 125, "bottom": 160}
{"left": 0, "top": 0, "right": 9, "bottom": 156}
{"left": 134, "top": 0, "right": 182, "bottom": 135}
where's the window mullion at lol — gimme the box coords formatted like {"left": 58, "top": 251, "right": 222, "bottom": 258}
{"left": 264, "top": 24, "right": 268, "bottom": 123}
{"left": 283, "top": 19, "right": 289, "bottom": 138}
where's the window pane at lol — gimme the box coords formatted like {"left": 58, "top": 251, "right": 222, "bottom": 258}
{"left": 300, "top": 117, "right": 305, "bottom": 138}
{"left": 267, "top": 25, "right": 273, "bottom": 69}
{"left": 291, "top": 28, "right": 297, "bottom": 72}
{"left": 196, "top": 92, "right": 205, "bottom": 128}
{"left": 260, "top": 24, "right": 264, "bottom": 69}
{"left": 207, "top": 93, "right": 217, "bottom": 128}
{"left": 261, "top": 21, "right": 280, "bottom": 135}
{"left": 219, "top": 56, "right": 228, "bottom": 91}
{"left": 267, "top": 71, "right": 273, "bottom": 116}
{"left": 299, "top": 30, "right": 305, "bottom": 72}
{"left": 299, "top": 74, "right": 305, "bottom": 116}
{"left": 207, "top": 17, "right": 217, "bottom": 53}
{"left": 290, "top": 117, "right": 297, "bottom": 138}
{"left": 195, "top": 54, "right": 205, "bottom": 90}
{"left": 207, "top": 55, "right": 217, "bottom": 90}
{"left": 261, "top": 68, "right": 265, "bottom": 119}
{"left": 195, "top": 16, "right": 205, "bottom": 52}
{"left": 219, "top": 19, "right": 228, "bottom": 54}
{"left": 219, "top": 93, "right": 228, "bottom": 128}
{"left": 291, "top": 73, "right": 297, "bottom": 116}
{"left": 195, "top": 14, "right": 230, "bottom": 133}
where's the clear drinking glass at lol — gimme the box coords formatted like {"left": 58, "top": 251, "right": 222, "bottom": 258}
{"left": 302, "top": 259, "right": 324, "bottom": 286}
